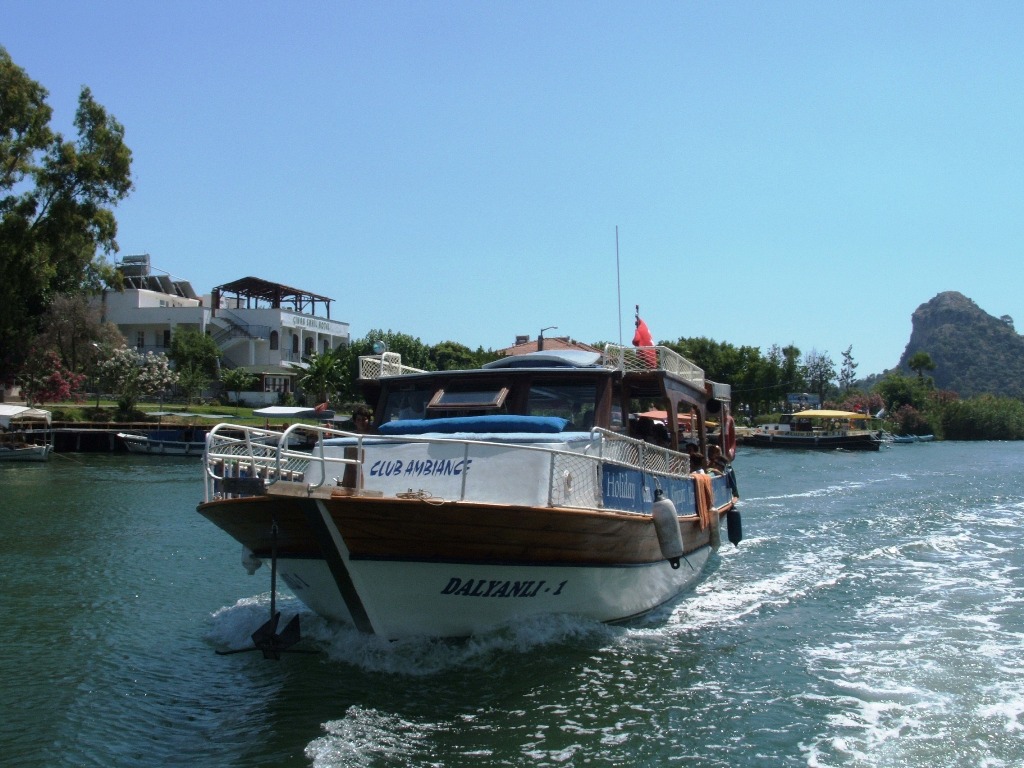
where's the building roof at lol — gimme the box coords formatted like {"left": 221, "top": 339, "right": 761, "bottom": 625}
{"left": 498, "top": 336, "right": 602, "bottom": 356}
{"left": 212, "top": 277, "right": 334, "bottom": 317}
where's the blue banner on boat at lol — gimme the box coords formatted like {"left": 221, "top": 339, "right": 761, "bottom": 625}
{"left": 602, "top": 465, "right": 698, "bottom": 515}
{"left": 602, "top": 466, "right": 650, "bottom": 512}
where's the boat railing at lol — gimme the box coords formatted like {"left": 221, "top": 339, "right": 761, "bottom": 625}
{"left": 203, "top": 422, "right": 693, "bottom": 512}
{"left": 601, "top": 344, "right": 705, "bottom": 387}
{"left": 358, "top": 352, "right": 426, "bottom": 380}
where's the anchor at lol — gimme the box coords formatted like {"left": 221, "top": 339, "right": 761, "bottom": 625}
{"left": 217, "top": 520, "right": 314, "bottom": 660}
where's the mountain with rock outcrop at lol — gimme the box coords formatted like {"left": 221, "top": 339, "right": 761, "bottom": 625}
{"left": 897, "top": 291, "right": 1024, "bottom": 398}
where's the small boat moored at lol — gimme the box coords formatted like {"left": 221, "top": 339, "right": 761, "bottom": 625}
{"left": 118, "top": 430, "right": 206, "bottom": 456}
{"left": 0, "top": 405, "right": 54, "bottom": 462}
{"left": 196, "top": 336, "right": 741, "bottom": 647}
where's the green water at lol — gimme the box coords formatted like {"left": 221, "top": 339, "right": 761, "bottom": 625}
{"left": 2, "top": 444, "right": 1023, "bottom": 767}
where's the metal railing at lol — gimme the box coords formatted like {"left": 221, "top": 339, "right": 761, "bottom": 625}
{"left": 358, "top": 352, "right": 426, "bottom": 380}
{"left": 600, "top": 344, "right": 705, "bottom": 388}
{"left": 203, "top": 423, "right": 692, "bottom": 512}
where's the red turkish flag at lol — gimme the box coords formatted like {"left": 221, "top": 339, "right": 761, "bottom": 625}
{"left": 632, "top": 317, "right": 654, "bottom": 348}
{"left": 632, "top": 315, "right": 656, "bottom": 367}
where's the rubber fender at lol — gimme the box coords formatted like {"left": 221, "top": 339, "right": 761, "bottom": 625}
{"left": 652, "top": 488, "right": 684, "bottom": 568}
{"left": 726, "top": 508, "right": 743, "bottom": 546}
{"left": 726, "top": 466, "right": 740, "bottom": 498}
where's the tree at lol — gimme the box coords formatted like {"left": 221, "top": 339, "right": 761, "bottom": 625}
{"left": 176, "top": 364, "right": 210, "bottom": 406}
{"left": 802, "top": 349, "right": 836, "bottom": 403}
{"left": 33, "top": 293, "right": 124, "bottom": 375}
{"left": 97, "top": 347, "right": 177, "bottom": 415}
{"left": 907, "top": 351, "right": 936, "bottom": 383}
{"left": 168, "top": 327, "right": 221, "bottom": 378}
{"left": 18, "top": 349, "right": 85, "bottom": 406}
{"left": 874, "top": 371, "right": 927, "bottom": 415}
{"left": 838, "top": 345, "right": 858, "bottom": 393}
{"left": 0, "top": 47, "right": 133, "bottom": 381}
{"left": 297, "top": 349, "right": 345, "bottom": 405}
{"left": 220, "top": 368, "right": 257, "bottom": 410}
{"left": 429, "top": 341, "right": 477, "bottom": 371}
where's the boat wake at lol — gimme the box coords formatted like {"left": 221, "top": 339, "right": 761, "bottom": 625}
{"left": 206, "top": 594, "right": 620, "bottom": 674}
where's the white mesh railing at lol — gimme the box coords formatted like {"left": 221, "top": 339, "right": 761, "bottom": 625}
{"left": 359, "top": 352, "right": 426, "bottom": 380}
{"left": 601, "top": 344, "right": 705, "bottom": 388}
{"left": 589, "top": 427, "right": 690, "bottom": 476}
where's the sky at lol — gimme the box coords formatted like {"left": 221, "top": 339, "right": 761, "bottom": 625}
{"left": 5, "top": 1, "right": 1024, "bottom": 376}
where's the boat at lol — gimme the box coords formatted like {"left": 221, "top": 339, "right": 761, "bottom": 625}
{"left": 196, "top": 341, "right": 741, "bottom": 647}
{"left": 0, "top": 405, "right": 54, "bottom": 462}
{"left": 887, "top": 433, "right": 935, "bottom": 444}
{"left": 118, "top": 430, "right": 206, "bottom": 456}
{"left": 746, "top": 409, "right": 883, "bottom": 451}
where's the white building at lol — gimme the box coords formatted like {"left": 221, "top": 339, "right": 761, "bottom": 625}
{"left": 95, "top": 255, "right": 350, "bottom": 405}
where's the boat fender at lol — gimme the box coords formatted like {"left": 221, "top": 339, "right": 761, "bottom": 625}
{"left": 725, "top": 415, "right": 737, "bottom": 462}
{"left": 726, "top": 508, "right": 743, "bottom": 547}
{"left": 652, "top": 488, "right": 684, "bottom": 569}
{"left": 726, "top": 465, "right": 740, "bottom": 499}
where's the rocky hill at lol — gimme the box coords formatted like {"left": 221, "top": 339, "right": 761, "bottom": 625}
{"left": 898, "top": 291, "right": 1024, "bottom": 398}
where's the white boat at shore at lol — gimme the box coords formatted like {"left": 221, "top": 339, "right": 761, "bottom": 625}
{"left": 197, "top": 342, "right": 741, "bottom": 648}
{"left": 118, "top": 431, "right": 206, "bottom": 456}
{"left": 0, "top": 405, "right": 54, "bottom": 462}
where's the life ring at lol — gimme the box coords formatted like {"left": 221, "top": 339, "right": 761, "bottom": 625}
{"left": 725, "top": 415, "right": 737, "bottom": 461}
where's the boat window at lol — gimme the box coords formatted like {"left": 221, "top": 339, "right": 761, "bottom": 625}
{"left": 428, "top": 387, "right": 509, "bottom": 411}
{"left": 381, "top": 387, "right": 435, "bottom": 422}
{"left": 526, "top": 382, "right": 597, "bottom": 428}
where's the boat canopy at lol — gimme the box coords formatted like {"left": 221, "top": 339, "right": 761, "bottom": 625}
{"left": 253, "top": 406, "right": 320, "bottom": 417}
{"left": 483, "top": 350, "right": 603, "bottom": 369}
{"left": 790, "top": 409, "right": 870, "bottom": 420}
{"left": 0, "top": 405, "right": 52, "bottom": 428}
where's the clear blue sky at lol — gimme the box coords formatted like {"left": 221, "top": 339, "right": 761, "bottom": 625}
{"left": 5, "top": 1, "right": 1024, "bottom": 376}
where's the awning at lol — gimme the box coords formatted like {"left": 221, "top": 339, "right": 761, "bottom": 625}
{"left": 0, "top": 404, "right": 52, "bottom": 428}
{"left": 637, "top": 410, "right": 695, "bottom": 422}
{"left": 253, "top": 406, "right": 319, "bottom": 417}
{"left": 791, "top": 409, "right": 870, "bottom": 420}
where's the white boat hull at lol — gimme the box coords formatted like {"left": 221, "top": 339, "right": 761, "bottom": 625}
{"left": 0, "top": 444, "right": 52, "bottom": 462}
{"left": 119, "top": 433, "right": 205, "bottom": 456}
{"left": 275, "top": 546, "right": 713, "bottom": 639}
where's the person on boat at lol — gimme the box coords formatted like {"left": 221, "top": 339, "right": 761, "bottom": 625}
{"left": 352, "top": 404, "right": 375, "bottom": 434}
{"left": 708, "top": 444, "right": 728, "bottom": 472}
{"left": 686, "top": 442, "right": 706, "bottom": 472}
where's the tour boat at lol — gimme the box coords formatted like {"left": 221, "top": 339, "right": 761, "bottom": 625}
{"left": 197, "top": 340, "right": 740, "bottom": 649}
{"left": 0, "top": 405, "right": 54, "bottom": 462}
{"left": 746, "top": 409, "right": 883, "bottom": 451}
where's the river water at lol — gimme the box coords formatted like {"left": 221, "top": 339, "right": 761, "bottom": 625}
{"left": 2, "top": 442, "right": 1022, "bottom": 767}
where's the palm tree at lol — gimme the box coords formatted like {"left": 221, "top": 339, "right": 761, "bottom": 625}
{"left": 297, "top": 349, "right": 345, "bottom": 406}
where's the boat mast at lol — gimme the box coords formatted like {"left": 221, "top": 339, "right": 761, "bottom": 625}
{"left": 616, "top": 225, "right": 622, "bottom": 347}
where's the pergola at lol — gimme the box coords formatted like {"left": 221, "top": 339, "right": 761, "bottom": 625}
{"left": 211, "top": 277, "right": 333, "bottom": 318}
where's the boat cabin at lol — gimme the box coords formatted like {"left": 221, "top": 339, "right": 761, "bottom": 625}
{"left": 358, "top": 346, "right": 732, "bottom": 459}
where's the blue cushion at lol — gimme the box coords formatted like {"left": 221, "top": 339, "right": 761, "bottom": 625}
{"left": 377, "top": 415, "right": 569, "bottom": 435}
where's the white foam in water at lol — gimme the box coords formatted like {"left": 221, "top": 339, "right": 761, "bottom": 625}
{"left": 306, "top": 705, "right": 439, "bottom": 767}
{"left": 796, "top": 493, "right": 1024, "bottom": 766}
{"left": 205, "top": 593, "right": 309, "bottom": 652}
{"left": 303, "top": 612, "right": 616, "bottom": 676}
